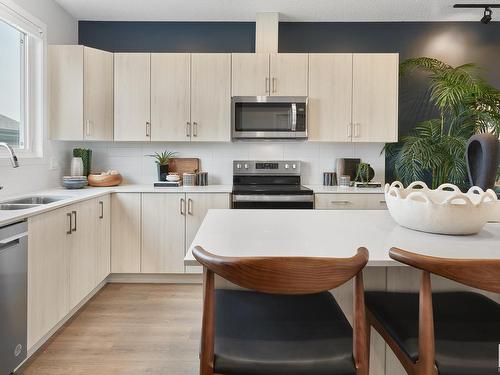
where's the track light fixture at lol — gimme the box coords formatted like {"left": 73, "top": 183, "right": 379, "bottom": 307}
{"left": 453, "top": 4, "right": 500, "bottom": 23}
{"left": 481, "top": 7, "right": 493, "bottom": 23}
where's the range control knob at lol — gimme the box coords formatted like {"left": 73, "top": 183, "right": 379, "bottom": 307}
{"left": 284, "top": 164, "right": 289, "bottom": 169}
{"left": 292, "top": 164, "right": 297, "bottom": 169}
{"left": 244, "top": 163, "right": 249, "bottom": 169}
{"left": 236, "top": 163, "right": 242, "bottom": 169}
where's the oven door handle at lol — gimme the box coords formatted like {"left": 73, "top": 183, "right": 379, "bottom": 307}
{"left": 290, "top": 103, "right": 297, "bottom": 131}
{"left": 232, "top": 194, "right": 314, "bottom": 203}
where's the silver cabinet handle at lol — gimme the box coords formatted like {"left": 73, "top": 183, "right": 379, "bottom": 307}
{"left": 187, "top": 198, "right": 193, "bottom": 215}
{"left": 72, "top": 211, "right": 77, "bottom": 232}
{"left": 290, "top": 103, "right": 297, "bottom": 131}
{"left": 146, "top": 122, "right": 151, "bottom": 137}
{"left": 85, "top": 120, "right": 91, "bottom": 137}
{"left": 193, "top": 122, "right": 198, "bottom": 137}
{"left": 180, "top": 198, "right": 186, "bottom": 215}
{"left": 354, "top": 123, "right": 360, "bottom": 138}
{"left": 99, "top": 201, "right": 104, "bottom": 219}
{"left": 330, "top": 201, "right": 351, "bottom": 204}
{"left": 272, "top": 77, "right": 276, "bottom": 93}
{"left": 67, "top": 213, "right": 72, "bottom": 235}
{"left": 186, "top": 122, "right": 191, "bottom": 137}
{"left": 265, "top": 77, "right": 270, "bottom": 93}
{"left": 347, "top": 123, "right": 352, "bottom": 138}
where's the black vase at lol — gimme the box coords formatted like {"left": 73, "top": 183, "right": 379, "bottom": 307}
{"left": 466, "top": 133, "right": 499, "bottom": 190}
{"left": 157, "top": 164, "right": 169, "bottom": 181}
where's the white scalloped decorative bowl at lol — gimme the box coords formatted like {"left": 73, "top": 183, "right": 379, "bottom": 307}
{"left": 385, "top": 181, "right": 500, "bottom": 235}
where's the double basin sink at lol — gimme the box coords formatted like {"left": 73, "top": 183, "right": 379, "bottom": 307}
{"left": 0, "top": 196, "right": 70, "bottom": 210}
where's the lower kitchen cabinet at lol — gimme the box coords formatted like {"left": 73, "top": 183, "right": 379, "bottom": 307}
{"left": 111, "top": 193, "right": 141, "bottom": 273}
{"left": 96, "top": 195, "right": 111, "bottom": 283}
{"left": 28, "top": 206, "right": 71, "bottom": 349}
{"left": 27, "top": 195, "right": 111, "bottom": 349}
{"left": 315, "top": 193, "right": 387, "bottom": 210}
{"left": 111, "top": 192, "right": 231, "bottom": 274}
{"left": 185, "top": 193, "right": 231, "bottom": 273}
{"left": 141, "top": 193, "right": 186, "bottom": 273}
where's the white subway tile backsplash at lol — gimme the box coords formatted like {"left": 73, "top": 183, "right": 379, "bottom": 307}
{"left": 59, "top": 141, "right": 386, "bottom": 185}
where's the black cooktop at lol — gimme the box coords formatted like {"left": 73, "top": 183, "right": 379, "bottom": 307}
{"left": 232, "top": 184, "right": 313, "bottom": 195}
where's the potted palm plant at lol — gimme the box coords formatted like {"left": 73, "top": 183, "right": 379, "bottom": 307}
{"left": 386, "top": 57, "right": 500, "bottom": 189}
{"left": 147, "top": 150, "right": 177, "bottom": 181}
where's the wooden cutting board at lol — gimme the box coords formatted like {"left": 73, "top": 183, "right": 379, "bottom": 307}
{"left": 169, "top": 158, "right": 200, "bottom": 175}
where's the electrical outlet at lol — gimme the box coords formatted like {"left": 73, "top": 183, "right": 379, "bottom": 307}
{"left": 49, "top": 157, "right": 59, "bottom": 170}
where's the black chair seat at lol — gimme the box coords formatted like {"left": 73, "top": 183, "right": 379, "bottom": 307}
{"left": 214, "top": 290, "right": 356, "bottom": 375}
{"left": 365, "top": 291, "right": 500, "bottom": 375}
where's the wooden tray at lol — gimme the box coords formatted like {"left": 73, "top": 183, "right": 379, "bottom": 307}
{"left": 169, "top": 158, "right": 200, "bottom": 176}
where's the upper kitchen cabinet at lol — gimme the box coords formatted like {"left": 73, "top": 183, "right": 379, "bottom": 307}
{"left": 114, "top": 53, "right": 151, "bottom": 141}
{"left": 308, "top": 53, "right": 399, "bottom": 142}
{"left": 232, "top": 53, "right": 270, "bottom": 96}
{"left": 232, "top": 53, "right": 308, "bottom": 97}
{"left": 151, "top": 53, "right": 191, "bottom": 141}
{"left": 269, "top": 53, "right": 308, "bottom": 96}
{"left": 49, "top": 46, "right": 113, "bottom": 141}
{"left": 190, "top": 53, "right": 231, "bottom": 142}
{"left": 308, "top": 54, "right": 353, "bottom": 142}
{"left": 352, "top": 53, "right": 399, "bottom": 142}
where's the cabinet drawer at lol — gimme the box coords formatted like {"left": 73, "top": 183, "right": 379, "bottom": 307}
{"left": 315, "top": 193, "right": 387, "bottom": 210}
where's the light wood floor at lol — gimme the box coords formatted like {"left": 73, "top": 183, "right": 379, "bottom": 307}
{"left": 19, "top": 283, "right": 202, "bottom": 375}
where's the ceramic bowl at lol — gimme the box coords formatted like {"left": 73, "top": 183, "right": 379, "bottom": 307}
{"left": 385, "top": 181, "right": 499, "bottom": 235}
{"left": 62, "top": 179, "right": 87, "bottom": 189}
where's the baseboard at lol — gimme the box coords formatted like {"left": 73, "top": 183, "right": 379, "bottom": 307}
{"left": 107, "top": 273, "right": 203, "bottom": 284}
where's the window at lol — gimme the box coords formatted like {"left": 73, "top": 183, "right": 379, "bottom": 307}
{"left": 0, "top": 19, "right": 25, "bottom": 148}
{"left": 0, "top": 1, "right": 45, "bottom": 158}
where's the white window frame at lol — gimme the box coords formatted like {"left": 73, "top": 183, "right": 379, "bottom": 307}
{"left": 0, "top": 0, "right": 46, "bottom": 161}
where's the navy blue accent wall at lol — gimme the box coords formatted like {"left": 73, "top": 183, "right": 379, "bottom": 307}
{"left": 79, "top": 21, "right": 256, "bottom": 52}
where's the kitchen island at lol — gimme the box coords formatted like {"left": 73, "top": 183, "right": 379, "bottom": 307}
{"left": 184, "top": 209, "right": 500, "bottom": 266}
{"left": 184, "top": 209, "right": 500, "bottom": 375}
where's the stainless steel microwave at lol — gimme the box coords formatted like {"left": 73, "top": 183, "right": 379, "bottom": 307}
{"left": 232, "top": 96, "right": 308, "bottom": 140}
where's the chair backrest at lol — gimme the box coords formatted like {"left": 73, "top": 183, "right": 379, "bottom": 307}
{"left": 192, "top": 246, "right": 369, "bottom": 294}
{"left": 389, "top": 247, "right": 500, "bottom": 293}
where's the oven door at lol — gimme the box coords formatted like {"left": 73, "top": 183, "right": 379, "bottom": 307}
{"left": 232, "top": 96, "right": 308, "bottom": 139}
{"left": 232, "top": 194, "right": 314, "bottom": 209}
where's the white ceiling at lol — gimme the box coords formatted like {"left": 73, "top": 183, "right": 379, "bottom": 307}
{"left": 54, "top": 0, "right": 498, "bottom": 22}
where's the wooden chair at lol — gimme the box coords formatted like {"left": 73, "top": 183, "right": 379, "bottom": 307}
{"left": 365, "top": 247, "right": 500, "bottom": 375}
{"left": 192, "top": 246, "right": 370, "bottom": 375}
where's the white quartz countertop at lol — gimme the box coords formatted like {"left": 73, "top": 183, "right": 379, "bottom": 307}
{"left": 185, "top": 209, "right": 500, "bottom": 267}
{"left": 0, "top": 184, "right": 232, "bottom": 227}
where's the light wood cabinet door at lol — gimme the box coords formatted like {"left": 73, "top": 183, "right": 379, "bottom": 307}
{"left": 96, "top": 195, "right": 111, "bottom": 283}
{"left": 141, "top": 193, "right": 186, "bottom": 273}
{"left": 69, "top": 199, "right": 98, "bottom": 310}
{"left": 191, "top": 53, "right": 231, "bottom": 142}
{"left": 232, "top": 53, "right": 270, "bottom": 96}
{"left": 352, "top": 53, "right": 399, "bottom": 142}
{"left": 84, "top": 47, "right": 114, "bottom": 141}
{"left": 270, "top": 53, "right": 308, "bottom": 96}
{"left": 308, "top": 54, "right": 353, "bottom": 142}
{"left": 315, "top": 193, "right": 387, "bottom": 210}
{"left": 49, "top": 45, "right": 83, "bottom": 140}
{"left": 28, "top": 207, "right": 71, "bottom": 349}
{"left": 151, "top": 53, "right": 191, "bottom": 141}
{"left": 114, "top": 53, "right": 151, "bottom": 141}
{"left": 111, "top": 193, "right": 141, "bottom": 273}
{"left": 185, "top": 193, "right": 231, "bottom": 273}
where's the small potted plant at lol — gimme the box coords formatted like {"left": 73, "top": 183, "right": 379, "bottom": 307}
{"left": 147, "top": 150, "right": 177, "bottom": 181}
{"left": 355, "top": 162, "right": 375, "bottom": 185}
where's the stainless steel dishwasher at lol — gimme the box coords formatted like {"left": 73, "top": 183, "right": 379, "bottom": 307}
{"left": 0, "top": 221, "right": 27, "bottom": 375}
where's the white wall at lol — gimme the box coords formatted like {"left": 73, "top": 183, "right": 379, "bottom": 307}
{"left": 64, "top": 141, "right": 386, "bottom": 186}
{"left": 0, "top": 0, "right": 77, "bottom": 199}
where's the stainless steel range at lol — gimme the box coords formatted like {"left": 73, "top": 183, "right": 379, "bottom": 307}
{"left": 232, "top": 160, "right": 314, "bottom": 209}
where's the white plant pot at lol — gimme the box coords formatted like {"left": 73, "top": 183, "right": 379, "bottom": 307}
{"left": 385, "top": 181, "right": 500, "bottom": 235}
